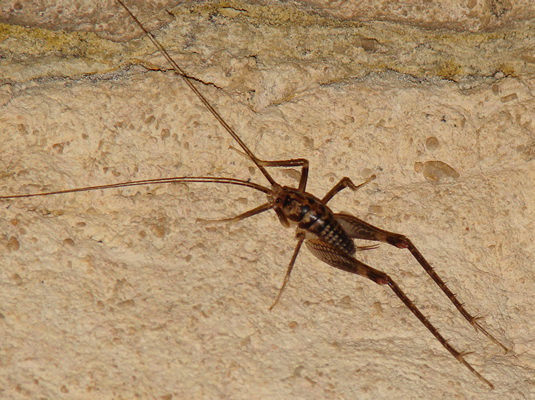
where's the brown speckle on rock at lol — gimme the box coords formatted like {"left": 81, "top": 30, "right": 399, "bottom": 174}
{"left": 422, "top": 161, "right": 460, "bottom": 182}
{"left": 425, "top": 136, "right": 440, "bottom": 150}
{"left": 7, "top": 237, "right": 19, "bottom": 251}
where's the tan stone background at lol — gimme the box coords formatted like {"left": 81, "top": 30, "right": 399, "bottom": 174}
{"left": 1, "top": 0, "right": 534, "bottom": 398}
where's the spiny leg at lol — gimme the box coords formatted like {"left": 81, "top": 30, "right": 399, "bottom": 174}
{"left": 334, "top": 212, "right": 508, "bottom": 353}
{"left": 305, "top": 239, "right": 494, "bottom": 389}
{"left": 402, "top": 239, "right": 507, "bottom": 352}
{"left": 386, "top": 276, "right": 494, "bottom": 389}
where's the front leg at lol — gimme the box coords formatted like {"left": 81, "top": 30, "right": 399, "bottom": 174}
{"left": 229, "top": 145, "right": 309, "bottom": 192}
{"left": 197, "top": 202, "right": 272, "bottom": 224}
{"left": 255, "top": 157, "right": 309, "bottom": 193}
{"left": 321, "top": 175, "right": 376, "bottom": 205}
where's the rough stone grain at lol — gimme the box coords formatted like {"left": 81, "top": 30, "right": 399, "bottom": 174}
{"left": 1, "top": 1, "right": 533, "bottom": 399}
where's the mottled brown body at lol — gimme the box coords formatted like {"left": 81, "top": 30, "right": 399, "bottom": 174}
{"left": 270, "top": 185, "right": 356, "bottom": 256}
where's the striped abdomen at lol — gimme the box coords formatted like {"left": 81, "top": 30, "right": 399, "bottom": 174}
{"left": 270, "top": 185, "right": 356, "bottom": 256}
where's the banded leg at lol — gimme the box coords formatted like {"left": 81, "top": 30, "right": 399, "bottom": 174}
{"left": 269, "top": 233, "right": 378, "bottom": 310}
{"left": 305, "top": 238, "right": 494, "bottom": 389}
{"left": 269, "top": 232, "right": 306, "bottom": 311}
{"left": 334, "top": 212, "right": 508, "bottom": 353}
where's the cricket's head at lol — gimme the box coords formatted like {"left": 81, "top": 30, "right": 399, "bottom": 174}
{"left": 269, "top": 185, "right": 325, "bottom": 229}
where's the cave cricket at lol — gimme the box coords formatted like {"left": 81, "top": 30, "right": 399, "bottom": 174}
{"left": 0, "top": 0, "right": 508, "bottom": 388}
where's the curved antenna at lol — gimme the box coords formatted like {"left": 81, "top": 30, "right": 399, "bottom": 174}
{"left": 117, "top": 0, "right": 277, "bottom": 187}
{"left": 0, "top": 176, "right": 271, "bottom": 199}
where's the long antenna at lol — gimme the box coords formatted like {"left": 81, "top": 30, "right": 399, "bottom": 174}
{"left": 0, "top": 177, "right": 271, "bottom": 200}
{"left": 117, "top": 0, "right": 277, "bottom": 187}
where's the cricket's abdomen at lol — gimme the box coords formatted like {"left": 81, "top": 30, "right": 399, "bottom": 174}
{"left": 271, "top": 186, "right": 355, "bottom": 255}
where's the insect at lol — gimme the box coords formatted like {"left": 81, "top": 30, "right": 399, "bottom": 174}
{"left": 0, "top": 0, "right": 507, "bottom": 389}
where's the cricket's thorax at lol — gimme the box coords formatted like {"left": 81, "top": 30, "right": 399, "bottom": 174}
{"left": 270, "top": 185, "right": 356, "bottom": 255}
